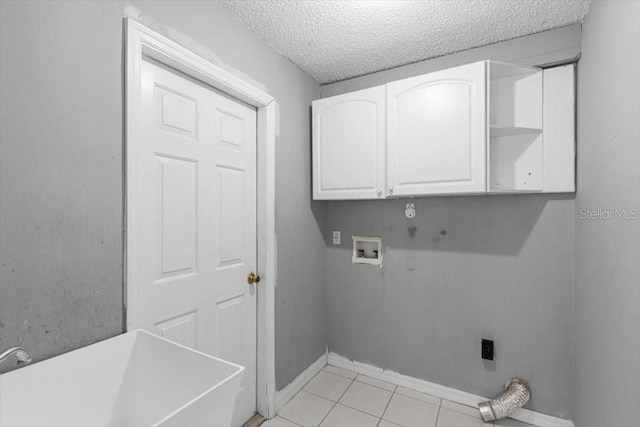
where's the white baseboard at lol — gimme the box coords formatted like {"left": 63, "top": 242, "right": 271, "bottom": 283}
{"left": 327, "top": 353, "right": 574, "bottom": 427}
{"left": 275, "top": 352, "right": 328, "bottom": 412}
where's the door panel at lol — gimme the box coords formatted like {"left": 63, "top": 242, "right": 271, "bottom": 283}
{"left": 155, "top": 311, "right": 198, "bottom": 348}
{"left": 215, "top": 294, "right": 246, "bottom": 362}
{"left": 137, "top": 59, "right": 257, "bottom": 426}
{"left": 155, "top": 155, "right": 198, "bottom": 278}
{"left": 217, "top": 166, "right": 245, "bottom": 267}
{"left": 387, "top": 61, "right": 486, "bottom": 196}
{"left": 155, "top": 86, "right": 198, "bottom": 138}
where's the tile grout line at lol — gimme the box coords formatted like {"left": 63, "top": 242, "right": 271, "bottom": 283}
{"left": 383, "top": 390, "right": 443, "bottom": 427}
{"left": 329, "top": 365, "right": 508, "bottom": 420}
{"left": 333, "top": 368, "right": 498, "bottom": 424}
{"left": 301, "top": 369, "right": 353, "bottom": 404}
{"left": 336, "top": 376, "right": 357, "bottom": 404}
{"left": 354, "top": 374, "right": 398, "bottom": 393}
{"left": 277, "top": 369, "right": 348, "bottom": 427}
{"left": 394, "top": 389, "right": 441, "bottom": 407}
{"left": 294, "top": 367, "right": 517, "bottom": 427}
{"left": 338, "top": 372, "right": 396, "bottom": 420}
{"left": 321, "top": 368, "right": 493, "bottom": 427}
{"left": 441, "top": 399, "right": 492, "bottom": 423}
{"left": 330, "top": 366, "right": 440, "bottom": 399}
{"left": 322, "top": 366, "right": 358, "bottom": 380}
{"left": 434, "top": 401, "right": 442, "bottom": 427}
{"left": 333, "top": 366, "right": 488, "bottom": 414}
{"left": 318, "top": 400, "right": 338, "bottom": 427}
{"left": 317, "top": 376, "right": 356, "bottom": 426}
{"left": 303, "top": 388, "right": 343, "bottom": 403}
{"left": 441, "top": 399, "right": 500, "bottom": 426}
{"left": 337, "top": 398, "right": 389, "bottom": 420}
{"left": 276, "top": 412, "right": 302, "bottom": 426}
{"left": 378, "top": 389, "right": 397, "bottom": 424}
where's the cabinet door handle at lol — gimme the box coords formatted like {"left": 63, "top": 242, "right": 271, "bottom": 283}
{"left": 389, "top": 186, "right": 394, "bottom": 195}
{"left": 377, "top": 190, "right": 382, "bottom": 197}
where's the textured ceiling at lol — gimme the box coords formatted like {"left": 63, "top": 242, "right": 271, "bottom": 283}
{"left": 219, "top": 0, "right": 591, "bottom": 84}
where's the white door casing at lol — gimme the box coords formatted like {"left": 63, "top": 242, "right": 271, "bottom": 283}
{"left": 386, "top": 61, "right": 487, "bottom": 196}
{"left": 126, "top": 19, "right": 277, "bottom": 419}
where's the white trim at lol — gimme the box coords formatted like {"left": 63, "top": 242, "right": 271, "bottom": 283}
{"left": 275, "top": 353, "right": 328, "bottom": 413}
{"left": 125, "top": 18, "right": 277, "bottom": 418}
{"left": 256, "top": 100, "right": 277, "bottom": 417}
{"left": 327, "top": 353, "right": 575, "bottom": 427}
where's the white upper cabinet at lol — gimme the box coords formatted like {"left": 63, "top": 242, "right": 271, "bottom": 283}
{"left": 312, "top": 85, "right": 386, "bottom": 200}
{"left": 386, "top": 61, "right": 487, "bottom": 196}
{"left": 487, "top": 62, "right": 575, "bottom": 193}
{"left": 311, "top": 60, "right": 575, "bottom": 200}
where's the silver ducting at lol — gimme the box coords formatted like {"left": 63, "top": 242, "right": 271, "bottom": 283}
{"left": 478, "top": 378, "right": 531, "bottom": 422}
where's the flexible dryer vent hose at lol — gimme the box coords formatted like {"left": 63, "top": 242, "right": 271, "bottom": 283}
{"left": 477, "top": 378, "right": 531, "bottom": 422}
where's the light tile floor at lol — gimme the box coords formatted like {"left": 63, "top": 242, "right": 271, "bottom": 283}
{"left": 262, "top": 366, "right": 535, "bottom": 427}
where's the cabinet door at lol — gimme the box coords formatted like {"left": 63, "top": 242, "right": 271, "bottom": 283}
{"left": 312, "top": 86, "right": 385, "bottom": 200}
{"left": 387, "top": 61, "right": 486, "bottom": 196}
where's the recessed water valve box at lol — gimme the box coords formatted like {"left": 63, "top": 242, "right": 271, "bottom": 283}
{"left": 352, "top": 236, "right": 383, "bottom": 265}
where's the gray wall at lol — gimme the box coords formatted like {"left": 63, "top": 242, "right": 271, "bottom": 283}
{"left": 0, "top": 1, "right": 125, "bottom": 368}
{"left": 573, "top": 1, "right": 640, "bottom": 426}
{"left": 0, "top": 0, "right": 327, "bottom": 388}
{"left": 322, "top": 27, "right": 581, "bottom": 418}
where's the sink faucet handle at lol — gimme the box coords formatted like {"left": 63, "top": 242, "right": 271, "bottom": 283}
{"left": 0, "top": 346, "right": 33, "bottom": 366}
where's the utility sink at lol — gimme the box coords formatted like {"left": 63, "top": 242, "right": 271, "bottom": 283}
{"left": 0, "top": 330, "right": 244, "bottom": 427}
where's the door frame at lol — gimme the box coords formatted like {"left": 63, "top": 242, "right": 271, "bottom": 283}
{"left": 124, "top": 18, "right": 277, "bottom": 418}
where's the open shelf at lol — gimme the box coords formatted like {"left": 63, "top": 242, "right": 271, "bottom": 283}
{"left": 487, "top": 61, "right": 544, "bottom": 193}
{"left": 489, "top": 61, "right": 542, "bottom": 130}
{"left": 489, "top": 132, "right": 543, "bottom": 193}
{"left": 489, "top": 61, "right": 540, "bottom": 81}
{"left": 490, "top": 125, "right": 542, "bottom": 137}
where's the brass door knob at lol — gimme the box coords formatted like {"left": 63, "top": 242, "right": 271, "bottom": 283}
{"left": 247, "top": 272, "right": 261, "bottom": 285}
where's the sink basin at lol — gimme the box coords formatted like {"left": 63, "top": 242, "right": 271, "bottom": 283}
{"left": 0, "top": 330, "right": 244, "bottom": 427}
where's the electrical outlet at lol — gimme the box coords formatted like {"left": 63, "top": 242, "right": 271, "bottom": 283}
{"left": 332, "top": 231, "right": 341, "bottom": 245}
{"left": 482, "top": 339, "right": 494, "bottom": 361}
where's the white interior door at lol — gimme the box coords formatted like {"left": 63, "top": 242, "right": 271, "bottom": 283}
{"left": 133, "top": 58, "right": 257, "bottom": 425}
